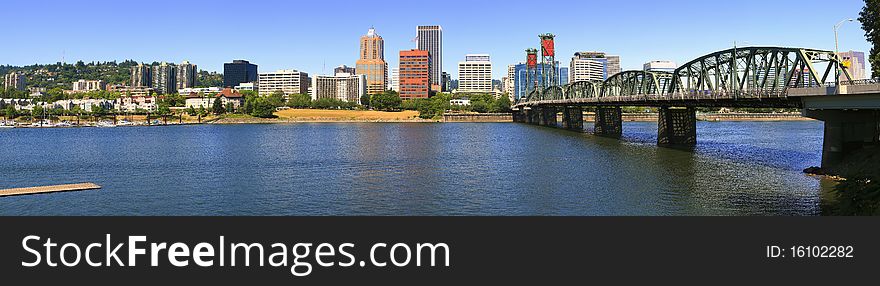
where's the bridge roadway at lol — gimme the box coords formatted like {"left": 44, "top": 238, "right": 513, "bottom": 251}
{"left": 511, "top": 46, "right": 880, "bottom": 168}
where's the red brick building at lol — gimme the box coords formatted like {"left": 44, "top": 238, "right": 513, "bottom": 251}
{"left": 398, "top": 49, "right": 432, "bottom": 99}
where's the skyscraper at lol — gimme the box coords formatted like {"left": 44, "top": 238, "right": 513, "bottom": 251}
{"left": 398, "top": 49, "right": 431, "bottom": 99}
{"left": 356, "top": 27, "right": 387, "bottom": 94}
{"left": 177, "top": 61, "right": 198, "bottom": 89}
{"left": 152, "top": 62, "right": 177, "bottom": 95}
{"left": 514, "top": 62, "right": 565, "bottom": 101}
{"left": 417, "top": 26, "right": 443, "bottom": 91}
{"left": 131, "top": 63, "right": 152, "bottom": 87}
{"left": 223, "top": 60, "right": 258, "bottom": 88}
{"left": 457, "top": 54, "right": 492, "bottom": 93}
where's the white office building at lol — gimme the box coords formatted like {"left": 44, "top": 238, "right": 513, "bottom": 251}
{"left": 311, "top": 73, "right": 366, "bottom": 103}
{"left": 258, "top": 69, "right": 309, "bottom": 96}
{"left": 456, "top": 54, "right": 492, "bottom": 93}
{"left": 570, "top": 52, "right": 621, "bottom": 81}
{"left": 643, "top": 61, "right": 677, "bottom": 72}
{"left": 390, "top": 67, "right": 400, "bottom": 92}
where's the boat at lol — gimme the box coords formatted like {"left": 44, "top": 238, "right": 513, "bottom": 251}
{"left": 96, "top": 121, "right": 117, "bottom": 128}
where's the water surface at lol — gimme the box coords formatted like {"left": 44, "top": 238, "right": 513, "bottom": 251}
{"left": 0, "top": 121, "right": 830, "bottom": 215}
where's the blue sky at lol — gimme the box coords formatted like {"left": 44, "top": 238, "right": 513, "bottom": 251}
{"left": 2, "top": 0, "right": 873, "bottom": 79}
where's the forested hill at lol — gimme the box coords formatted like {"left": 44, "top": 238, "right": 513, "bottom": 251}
{"left": 0, "top": 61, "right": 223, "bottom": 89}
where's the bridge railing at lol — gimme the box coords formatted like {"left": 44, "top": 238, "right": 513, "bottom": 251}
{"left": 515, "top": 89, "right": 790, "bottom": 106}
{"left": 828, "top": 78, "right": 880, "bottom": 87}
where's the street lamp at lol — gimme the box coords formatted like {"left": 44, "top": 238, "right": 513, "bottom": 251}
{"left": 834, "top": 18, "right": 854, "bottom": 86}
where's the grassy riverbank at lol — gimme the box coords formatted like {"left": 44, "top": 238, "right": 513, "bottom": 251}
{"left": 212, "top": 109, "right": 431, "bottom": 124}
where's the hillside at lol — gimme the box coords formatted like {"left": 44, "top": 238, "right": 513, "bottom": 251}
{"left": 0, "top": 61, "right": 223, "bottom": 90}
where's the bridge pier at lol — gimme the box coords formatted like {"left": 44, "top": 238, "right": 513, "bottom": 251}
{"left": 594, "top": 106, "right": 622, "bottom": 137}
{"left": 657, "top": 107, "right": 697, "bottom": 146}
{"left": 804, "top": 110, "right": 880, "bottom": 168}
{"left": 512, "top": 109, "right": 526, "bottom": 123}
{"left": 527, "top": 108, "right": 539, "bottom": 124}
{"left": 561, "top": 106, "right": 584, "bottom": 131}
{"left": 539, "top": 107, "right": 558, "bottom": 127}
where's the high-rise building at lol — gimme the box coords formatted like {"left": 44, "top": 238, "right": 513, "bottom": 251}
{"left": 390, "top": 67, "right": 400, "bottom": 92}
{"left": 131, "top": 63, "right": 152, "bottom": 87}
{"left": 504, "top": 64, "right": 516, "bottom": 99}
{"left": 311, "top": 73, "right": 366, "bottom": 102}
{"left": 398, "top": 49, "right": 431, "bottom": 99}
{"left": 643, "top": 60, "right": 677, "bottom": 72}
{"left": 514, "top": 62, "right": 566, "bottom": 101}
{"left": 4, "top": 71, "right": 26, "bottom": 91}
{"left": 559, "top": 67, "right": 569, "bottom": 85}
{"left": 356, "top": 28, "right": 387, "bottom": 94}
{"left": 152, "top": 62, "right": 177, "bottom": 95}
{"left": 72, "top": 80, "right": 106, "bottom": 92}
{"left": 223, "top": 60, "right": 258, "bottom": 88}
{"left": 570, "top": 52, "right": 620, "bottom": 82}
{"left": 258, "top": 70, "right": 309, "bottom": 96}
{"left": 456, "top": 54, "right": 492, "bottom": 93}
{"left": 441, "top": 72, "right": 450, "bottom": 92}
{"left": 334, "top": 65, "right": 356, "bottom": 75}
{"left": 417, "top": 25, "right": 443, "bottom": 91}
{"left": 838, "top": 50, "right": 867, "bottom": 81}
{"left": 177, "top": 61, "right": 198, "bottom": 89}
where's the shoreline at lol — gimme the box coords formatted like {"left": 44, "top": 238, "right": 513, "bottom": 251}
{"left": 1, "top": 112, "right": 817, "bottom": 128}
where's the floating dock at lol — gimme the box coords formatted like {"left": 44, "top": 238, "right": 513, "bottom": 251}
{"left": 0, "top": 183, "right": 101, "bottom": 197}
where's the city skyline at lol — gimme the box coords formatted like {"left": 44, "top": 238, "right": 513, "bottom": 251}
{"left": 0, "top": 0, "right": 873, "bottom": 80}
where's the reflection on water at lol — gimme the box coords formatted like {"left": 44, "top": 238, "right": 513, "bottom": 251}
{"left": 0, "top": 121, "right": 831, "bottom": 215}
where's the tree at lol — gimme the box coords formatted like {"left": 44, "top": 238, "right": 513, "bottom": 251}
{"left": 860, "top": 0, "right": 880, "bottom": 77}
{"left": 157, "top": 102, "right": 171, "bottom": 116}
{"left": 212, "top": 97, "right": 225, "bottom": 115}
{"left": 91, "top": 105, "right": 105, "bottom": 116}
{"left": 370, "top": 90, "right": 402, "bottom": 111}
{"left": 226, "top": 102, "right": 235, "bottom": 114}
{"left": 32, "top": 105, "right": 44, "bottom": 118}
{"left": 250, "top": 97, "right": 277, "bottom": 118}
{"left": 491, "top": 95, "right": 511, "bottom": 113}
{"left": 360, "top": 94, "right": 371, "bottom": 107}
{"left": 287, "top": 93, "right": 312, "bottom": 108}
{"left": 267, "top": 91, "right": 286, "bottom": 107}
{"left": 187, "top": 106, "right": 196, "bottom": 116}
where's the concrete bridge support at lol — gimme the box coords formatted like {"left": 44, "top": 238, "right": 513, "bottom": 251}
{"left": 594, "top": 106, "right": 622, "bottom": 137}
{"left": 804, "top": 110, "right": 880, "bottom": 168}
{"left": 512, "top": 110, "right": 526, "bottom": 123}
{"left": 561, "top": 106, "right": 584, "bottom": 131}
{"left": 527, "top": 108, "right": 539, "bottom": 124}
{"left": 539, "top": 107, "right": 558, "bottom": 127}
{"left": 657, "top": 107, "right": 697, "bottom": 146}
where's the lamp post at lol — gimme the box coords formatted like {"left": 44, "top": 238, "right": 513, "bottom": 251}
{"left": 834, "top": 18, "right": 854, "bottom": 86}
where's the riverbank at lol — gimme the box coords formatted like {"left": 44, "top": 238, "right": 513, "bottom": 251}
{"left": 211, "top": 109, "right": 433, "bottom": 124}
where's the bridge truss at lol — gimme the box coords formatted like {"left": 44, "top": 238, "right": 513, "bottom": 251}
{"left": 516, "top": 46, "right": 854, "bottom": 107}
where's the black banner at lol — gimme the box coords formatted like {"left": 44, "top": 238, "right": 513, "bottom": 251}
{"left": 0, "top": 217, "right": 877, "bottom": 284}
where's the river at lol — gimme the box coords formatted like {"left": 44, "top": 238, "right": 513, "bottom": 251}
{"left": 0, "top": 121, "right": 833, "bottom": 215}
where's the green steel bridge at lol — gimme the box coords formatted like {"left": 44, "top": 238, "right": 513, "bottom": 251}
{"left": 510, "top": 46, "right": 880, "bottom": 168}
